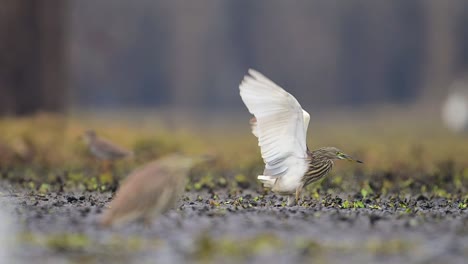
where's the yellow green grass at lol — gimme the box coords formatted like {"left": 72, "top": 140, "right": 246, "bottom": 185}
{"left": 0, "top": 110, "right": 467, "bottom": 198}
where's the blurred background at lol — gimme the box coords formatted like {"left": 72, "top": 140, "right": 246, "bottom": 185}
{"left": 1, "top": 0, "right": 468, "bottom": 117}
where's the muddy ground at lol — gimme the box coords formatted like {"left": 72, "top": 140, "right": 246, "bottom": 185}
{"left": 0, "top": 110, "right": 467, "bottom": 263}
{"left": 1, "top": 182, "right": 467, "bottom": 264}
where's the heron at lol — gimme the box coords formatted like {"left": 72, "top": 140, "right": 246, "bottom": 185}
{"left": 239, "top": 69, "right": 362, "bottom": 206}
{"left": 99, "top": 154, "right": 201, "bottom": 227}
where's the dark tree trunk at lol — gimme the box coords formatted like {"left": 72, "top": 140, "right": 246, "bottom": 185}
{"left": 0, "top": 0, "right": 67, "bottom": 116}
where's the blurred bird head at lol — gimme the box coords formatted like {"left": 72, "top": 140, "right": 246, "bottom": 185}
{"left": 78, "top": 129, "right": 97, "bottom": 144}
{"left": 316, "top": 147, "right": 363, "bottom": 163}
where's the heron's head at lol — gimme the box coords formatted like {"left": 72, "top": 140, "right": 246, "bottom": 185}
{"left": 318, "top": 147, "right": 363, "bottom": 163}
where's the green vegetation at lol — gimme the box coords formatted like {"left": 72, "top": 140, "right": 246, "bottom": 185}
{"left": 17, "top": 232, "right": 163, "bottom": 254}
{"left": 1, "top": 112, "right": 465, "bottom": 264}
{"left": 0, "top": 113, "right": 466, "bottom": 202}
{"left": 192, "top": 233, "right": 416, "bottom": 261}
{"left": 193, "top": 233, "right": 283, "bottom": 261}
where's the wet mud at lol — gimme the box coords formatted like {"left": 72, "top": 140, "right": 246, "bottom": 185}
{"left": 1, "top": 184, "right": 467, "bottom": 264}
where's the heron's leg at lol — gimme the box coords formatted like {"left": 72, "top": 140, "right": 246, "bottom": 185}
{"left": 101, "top": 160, "right": 114, "bottom": 174}
{"left": 295, "top": 187, "right": 302, "bottom": 205}
{"left": 287, "top": 195, "right": 296, "bottom": 206}
{"left": 100, "top": 160, "right": 108, "bottom": 173}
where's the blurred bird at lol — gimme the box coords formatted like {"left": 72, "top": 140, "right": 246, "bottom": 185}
{"left": 81, "top": 130, "right": 133, "bottom": 171}
{"left": 442, "top": 83, "right": 468, "bottom": 133}
{"left": 239, "top": 69, "right": 362, "bottom": 206}
{"left": 0, "top": 141, "right": 14, "bottom": 165}
{"left": 100, "top": 154, "right": 205, "bottom": 227}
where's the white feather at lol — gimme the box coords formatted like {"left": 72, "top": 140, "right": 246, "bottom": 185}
{"left": 250, "top": 110, "right": 310, "bottom": 138}
{"left": 257, "top": 175, "right": 275, "bottom": 188}
{"left": 240, "top": 69, "right": 310, "bottom": 193}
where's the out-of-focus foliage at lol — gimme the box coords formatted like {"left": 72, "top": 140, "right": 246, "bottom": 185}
{"left": 70, "top": 0, "right": 468, "bottom": 108}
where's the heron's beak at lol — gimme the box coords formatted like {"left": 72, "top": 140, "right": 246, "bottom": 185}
{"left": 341, "top": 154, "right": 363, "bottom": 163}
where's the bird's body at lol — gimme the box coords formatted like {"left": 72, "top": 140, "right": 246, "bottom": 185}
{"left": 83, "top": 130, "right": 133, "bottom": 161}
{"left": 302, "top": 149, "right": 335, "bottom": 187}
{"left": 240, "top": 69, "right": 362, "bottom": 206}
{"left": 100, "top": 154, "right": 196, "bottom": 227}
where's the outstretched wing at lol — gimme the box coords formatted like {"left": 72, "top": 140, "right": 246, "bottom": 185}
{"left": 239, "top": 69, "right": 310, "bottom": 177}
{"left": 250, "top": 111, "right": 310, "bottom": 139}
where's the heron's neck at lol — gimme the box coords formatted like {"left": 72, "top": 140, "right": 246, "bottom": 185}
{"left": 308, "top": 148, "right": 332, "bottom": 161}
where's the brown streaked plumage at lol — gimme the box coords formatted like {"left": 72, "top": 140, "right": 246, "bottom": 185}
{"left": 99, "top": 154, "right": 200, "bottom": 227}
{"left": 302, "top": 148, "right": 335, "bottom": 187}
{"left": 82, "top": 130, "right": 133, "bottom": 161}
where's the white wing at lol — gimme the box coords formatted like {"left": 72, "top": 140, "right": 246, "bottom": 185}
{"left": 250, "top": 111, "right": 310, "bottom": 138}
{"left": 239, "top": 69, "right": 310, "bottom": 177}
